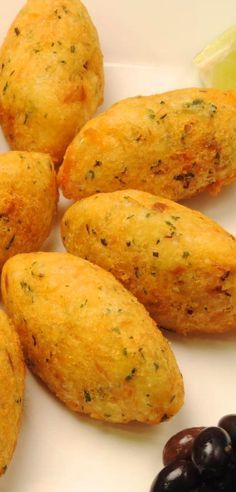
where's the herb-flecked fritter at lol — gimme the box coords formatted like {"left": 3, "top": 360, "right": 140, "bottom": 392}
{"left": 1, "top": 252, "right": 184, "bottom": 425}
{"left": 0, "top": 310, "right": 25, "bottom": 476}
{"left": 59, "top": 88, "right": 236, "bottom": 199}
{"left": 0, "top": 151, "right": 58, "bottom": 271}
{"left": 61, "top": 189, "right": 236, "bottom": 334}
{"left": 0, "top": 0, "right": 104, "bottom": 163}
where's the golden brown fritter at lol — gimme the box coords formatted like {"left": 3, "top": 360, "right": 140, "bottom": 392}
{"left": 58, "top": 88, "right": 236, "bottom": 199}
{"left": 61, "top": 189, "right": 236, "bottom": 334}
{"left": 1, "top": 252, "right": 184, "bottom": 425}
{"left": 0, "top": 151, "right": 58, "bottom": 271}
{"left": 0, "top": 0, "right": 104, "bottom": 163}
{"left": 0, "top": 310, "right": 25, "bottom": 476}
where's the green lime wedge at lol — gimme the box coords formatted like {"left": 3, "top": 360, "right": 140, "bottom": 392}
{"left": 194, "top": 26, "right": 236, "bottom": 89}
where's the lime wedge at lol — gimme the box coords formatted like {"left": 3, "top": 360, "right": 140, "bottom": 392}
{"left": 194, "top": 26, "right": 236, "bottom": 89}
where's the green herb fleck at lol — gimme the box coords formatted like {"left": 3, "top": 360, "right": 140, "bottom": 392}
{"left": 165, "top": 220, "right": 176, "bottom": 230}
{"left": 150, "top": 160, "right": 163, "bottom": 175}
{"left": 209, "top": 103, "right": 217, "bottom": 115}
{"left": 171, "top": 216, "right": 180, "bottom": 221}
{"left": 32, "top": 335, "right": 37, "bottom": 346}
{"left": 24, "top": 113, "right": 30, "bottom": 125}
{"left": 147, "top": 109, "right": 155, "bottom": 119}
{"left": 173, "top": 171, "right": 195, "bottom": 189}
{"left": 31, "top": 268, "right": 45, "bottom": 278}
{"left": 112, "top": 327, "right": 121, "bottom": 334}
{"left": 20, "top": 281, "right": 33, "bottom": 294}
{"left": 85, "top": 170, "right": 95, "bottom": 180}
{"left": 100, "top": 238, "right": 108, "bottom": 246}
{"left": 221, "top": 271, "right": 230, "bottom": 282}
{"left": 125, "top": 368, "right": 137, "bottom": 381}
{"left": 6, "top": 350, "right": 13, "bottom": 371}
{"left": 191, "top": 98, "right": 204, "bottom": 106}
{"left": 152, "top": 251, "right": 159, "bottom": 257}
{"left": 3, "top": 82, "right": 8, "bottom": 94}
{"left": 114, "top": 174, "right": 126, "bottom": 185}
{"left": 153, "top": 362, "right": 159, "bottom": 371}
{"left": 84, "top": 390, "right": 92, "bottom": 402}
{"left": 70, "top": 45, "right": 75, "bottom": 53}
{"left": 138, "top": 347, "right": 145, "bottom": 360}
{"left": 174, "top": 172, "right": 194, "bottom": 181}
{"left": 54, "top": 9, "right": 61, "bottom": 19}
{"left": 5, "top": 235, "right": 15, "bottom": 250}
{"left": 62, "top": 5, "right": 69, "bottom": 13}
{"left": 80, "top": 299, "right": 88, "bottom": 309}
{"left": 182, "top": 251, "right": 190, "bottom": 258}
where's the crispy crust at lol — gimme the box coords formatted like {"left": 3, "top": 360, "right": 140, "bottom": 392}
{"left": 0, "top": 0, "right": 104, "bottom": 163}
{"left": 1, "top": 252, "right": 184, "bottom": 424}
{"left": 0, "top": 151, "right": 58, "bottom": 271}
{"left": 58, "top": 87, "right": 236, "bottom": 199}
{"left": 61, "top": 189, "right": 236, "bottom": 334}
{"left": 0, "top": 310, "right": 25, "bottom": 475}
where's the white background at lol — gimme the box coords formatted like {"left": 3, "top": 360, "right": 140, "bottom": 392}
{"left": 0, "top": 1, "right": 236, "bottom": 491}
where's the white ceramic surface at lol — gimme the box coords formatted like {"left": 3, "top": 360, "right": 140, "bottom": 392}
{"left": 0, "top": 1, "right": 236, "bottom": 491}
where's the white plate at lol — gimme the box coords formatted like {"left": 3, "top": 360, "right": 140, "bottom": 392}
{"left": 0, "top": 1, "right": 236, "bottom": 491}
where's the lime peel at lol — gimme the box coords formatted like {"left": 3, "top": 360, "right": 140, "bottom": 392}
{"left": 194, "top": 26, "right": 236, "bottom": 89}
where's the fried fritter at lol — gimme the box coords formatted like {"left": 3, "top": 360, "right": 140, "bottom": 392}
{"left": 0, "top": 151, "right": 58, "bottom": 271}
{"left": 0, "top": 310, "right": 25, "bottom": 476}
{"left": 59, "top": 88, "right": 236, "bottom": 199}
{"left": 61, "top": 189, "right": 236, "bottom": 334}
{"left": 0, "top": 0, "right": 104, "bottom": 163}
{"left": 1, "top": 252, "right": 184, "bottom": 424}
